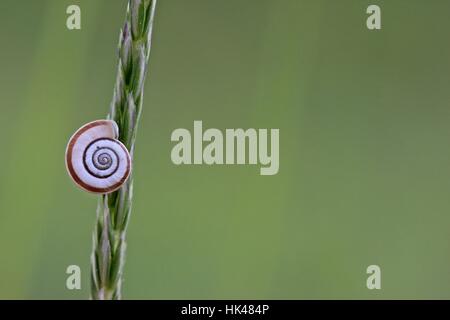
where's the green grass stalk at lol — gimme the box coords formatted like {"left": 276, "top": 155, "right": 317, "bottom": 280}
{"left": 90, "top": 0, "right": 157, "bottom": 300}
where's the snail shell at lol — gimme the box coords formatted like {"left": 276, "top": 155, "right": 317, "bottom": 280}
{"left": 65, "top": 120, "right": 131, "bottom": 194}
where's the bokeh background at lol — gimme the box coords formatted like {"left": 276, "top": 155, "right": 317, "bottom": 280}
{"left": 1, "top": 0, "right": 450, "bottom": 299}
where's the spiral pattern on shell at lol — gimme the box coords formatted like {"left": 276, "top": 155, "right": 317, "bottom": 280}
{"left": 65, "top": 120, "right": 131, "bottom": 194}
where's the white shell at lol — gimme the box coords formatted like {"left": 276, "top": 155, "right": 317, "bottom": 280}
{"left": 65, "top": 120, "right": 131, "bottom": 194}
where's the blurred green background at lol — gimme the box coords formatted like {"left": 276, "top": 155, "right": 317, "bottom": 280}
{"left": 1, "top": 0, "right": 450, "bottom": 299}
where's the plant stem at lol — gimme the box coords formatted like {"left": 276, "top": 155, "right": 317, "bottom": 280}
{"left": 90, "top": 0, "right": 157, "bottom": 300}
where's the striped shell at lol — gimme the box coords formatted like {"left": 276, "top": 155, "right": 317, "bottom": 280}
{"left": 65, "top": 120, "right": 131, "bottom": 194}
